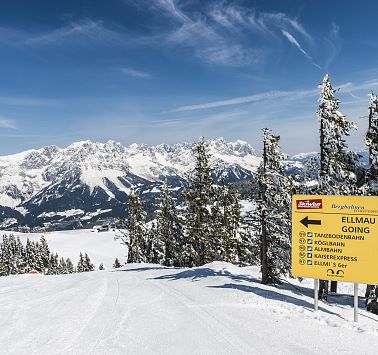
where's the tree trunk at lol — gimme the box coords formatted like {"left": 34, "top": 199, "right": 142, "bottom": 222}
{"left": 260, "top": 132, "right": 269, "bottom": 285}
{"left": 318, "top": 280, "right": 329, "bottom": 300}
{"left": 261, "top": 206, "right": 268, "bottom": 284}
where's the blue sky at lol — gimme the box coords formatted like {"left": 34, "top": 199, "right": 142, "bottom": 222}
{"left": 0, "top": 0, "right": 378, "bottom": 155}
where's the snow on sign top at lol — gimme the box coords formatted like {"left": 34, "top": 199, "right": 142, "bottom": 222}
{"left": 292, "top": 195, "right": 378, "bottom": 284}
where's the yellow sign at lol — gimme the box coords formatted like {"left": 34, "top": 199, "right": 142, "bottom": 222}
{"left": 292, "top": 195, "right": 378, "bottom": 284}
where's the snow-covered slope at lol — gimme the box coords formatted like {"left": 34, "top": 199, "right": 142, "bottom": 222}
{"left": 0, "top": 138, "right": 260, "bottom": 228}
{"left": 0, "top": 259, "right": 377, "bottom": 354}
{"left": 9, "top": 229, "right": 127, "bottom": 269}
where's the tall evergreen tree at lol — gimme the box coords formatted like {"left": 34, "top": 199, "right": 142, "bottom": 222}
{"left": 77, "top": 252, "right": 85, "bottom": 273}
{"left": 38, "top": 236, "right": 50, "bottom": 273}
{"left": 211, "top": 174, "right": 242, "bottom": 263}
{"left": 84, "top": 253, "right": 95, "bottom": 271}
{"left": 317, "top": 74, "right": 359, "bottom": 297}
{"left": 156, "top": 181, "right": 184, "bottom": 267}
{"left": 318, "top": 74, "right": 359, "bottom": 195}
{"left": 47, "top": 253, "right": 59, "bottom": 275}
{"left": 24, "top": 238, "right": 42, "bottom": 273}
{"left": 117, "top": 190, "right": 148, "bottom": 263}
{"left": 365, "top": 92, "right": 378, "bottom": 192}
{"left": 182, "top": 136, "right": 215, "bottom": 266}
{"left": 257, "top": 128, "right": 292, "bottom": 284}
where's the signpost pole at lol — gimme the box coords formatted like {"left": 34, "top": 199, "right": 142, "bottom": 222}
{"left": 354, "top": 283, "right": 358, "bottom": 323}
{"left": 314, "top": 279, "right": 319, "bottom": 311}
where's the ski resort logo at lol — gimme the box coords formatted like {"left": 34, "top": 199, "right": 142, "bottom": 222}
{"left": 296, "top": 199, "right": 323, "bottom": 209}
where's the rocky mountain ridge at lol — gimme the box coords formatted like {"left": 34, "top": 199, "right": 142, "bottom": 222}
{"left": 0, "top": 138, "right": 261, "bottom": 229}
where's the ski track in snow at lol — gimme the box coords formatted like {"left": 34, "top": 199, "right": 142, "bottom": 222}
{"left": 1, "top": 263, "right": 378, "bottom": 354}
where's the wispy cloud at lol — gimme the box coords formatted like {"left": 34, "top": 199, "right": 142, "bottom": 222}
{"left": 170, "top": 88, "right": 318, "bottom": 112}
{"left": 324, "top": 22, "right": 342, "bottom": 70}
{"left": 0, "top": 116, "right": 17, "bottom": 129}
{"left": 132, "top": 1, "right": 315, "bottom": 68}
{"left": 155, "top": 110, "right": 246, "bottom": 126}
{"left": 121, "top": 67, "right": 151, "bottom": 79}
{"left": 169, "top": 77, "right": 378, "bottom": 113}
{"left": 24, "top": 19, "right": 122, "bottom": 46}
{"left": 282, "top": 30, "right": 320, "bottom": 68}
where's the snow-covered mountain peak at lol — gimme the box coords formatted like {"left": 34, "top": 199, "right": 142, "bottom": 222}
{"left": 0, "top": 138, "right": 261, "bottom": 226}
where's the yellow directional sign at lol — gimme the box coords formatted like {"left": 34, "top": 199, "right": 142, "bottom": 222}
{"left": 292, "top": 195, "right": 378, "bottom": 284}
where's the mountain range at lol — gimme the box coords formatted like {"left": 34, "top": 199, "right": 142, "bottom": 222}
{"left": 0, "top": 138, "right": 266, "bottom": 229}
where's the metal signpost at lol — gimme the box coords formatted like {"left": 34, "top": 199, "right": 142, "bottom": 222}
{"left": 292, "top": 195, "right": 378, "bottom": 322}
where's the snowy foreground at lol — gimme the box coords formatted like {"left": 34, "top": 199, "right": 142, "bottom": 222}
{"left": 1, "top": 229, "right": 378, "bottom": 354}
{"left": 1, "top": 260, "right": 378, "bottom": 354}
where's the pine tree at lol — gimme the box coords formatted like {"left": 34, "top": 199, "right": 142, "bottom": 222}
{"left": 24, "top": 238, "right": 40, "bottom": 273}
{"left": 156, "top": 181, "right": 184, "bottom": 267}
{"left": 211, "top": 174, "right": 242, "bottom": 263}
{"left": 365, "top": 92, "right": 378, "bottom": 193}
{"left": 99, "top": 263, "right": 105, "bottom": 270}
{"left": 318, "top": 74, "right": 359, "bottom": 195}
{"left": 58, "top": 257, "right": 67, "bottom": 274}
{"left": 145, "top": 221, "right": 164, "bottom": 264}
{"left": 317, "top": 74, "right": 359, "bottom": 297}
{"left": 38, "top": 236, "right": 50, "bottom": 273}
{"left": 258, "top": 128, "right": 292, "bottom": 284}
{"left": 113, "top": 258, "right": 121, "bottom": 268}
{"left": 362, "top": 93, "right": 378, "bottom": 298}
{"left": 47, "top": 253, "right": 59, "bottom": 275}
{"left": 77, "top": 252, "right": 85, "bottom": 272}
{"left": 66, "top": 258, "right": 75, "bottom": 273}
{"left": 118, "top": 190, "right": 148, "bottom": 263}
{"left": 84, "top": 253, "right": 94, "bottom": 271}
{"left": 182, "top": 136, "right": 215, "bottom": 266}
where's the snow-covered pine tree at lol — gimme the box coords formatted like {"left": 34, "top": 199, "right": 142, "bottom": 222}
{"left": 0, "top": 235, "right": 12, "bottom": 276}
{"left": 99, "top": 263, "right": 105, "bottom": 270}
{"left": 317, "top": 74, "right": 359, "bottom": 297}
{"left": 58, "top": 257, "right": 67, "bottom": 274}
{"left": 363, "top": 93, "right": 378, "bottom": 298}
{"left": 117, "top": 190, "right": 148, "bottom": 263}
{"left": 318, "top": 74, "right": 359, "bottom": 195}
{"left": 77, "top": 252, "right": 85, "bottom": 272}
{"left": 66, "top": 258, "right": 75, "bottom": 273}
{"left": 24, "top": 238, "right": 41, "bottom": 273}
{"left": 211, "top": 174, "right": 242, "bottom": 263}
{"left": 156, "top": 181, "right": 184, "bottom": 267}
{"left": 365, "top": 92, "right": 378, "bottom": 193}
{"left": 84, "top": 253, "right": 95, "bottom": 271}
{"left": 47, "top": 253, "right": 59, "bottom": 275}
{"left": 113, "top": 258, "right": 121, "bottom": 268}
{"left": 38, "top": 236, "right": 50, "bottom": 273}
{"left": 145, "top": 221, "right": 164, "bottom": 264}
{"left": 258, "top": 128, "right": 292, "bottom": 285}
{"left": 1, "top": 235, "right": 25, "bottom": 275}
{"left": 182, "top": 136, "right": 215, "bottom": 267}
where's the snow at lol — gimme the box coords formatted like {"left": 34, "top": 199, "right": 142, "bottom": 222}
{"left": 0, "top": 229, "right": 127, "bottom": 268}
{"left": 37, "top": 209, "right": 85, "bottom": 218}
{"left": 0, "top": 259, "right": 377, "bottom": 354}
{"left": 80, "top": 209, "right": 113, "bottom": 221}
{"left": 240, "top": 199, "right": 256, "bottom": 216}
{"left": 0, "top": 193, "right": 21, "bottom": 208}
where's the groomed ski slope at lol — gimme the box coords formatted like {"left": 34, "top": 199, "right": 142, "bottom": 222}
{"left": 1, "top": 261, "right": 378, "bottom": 355}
